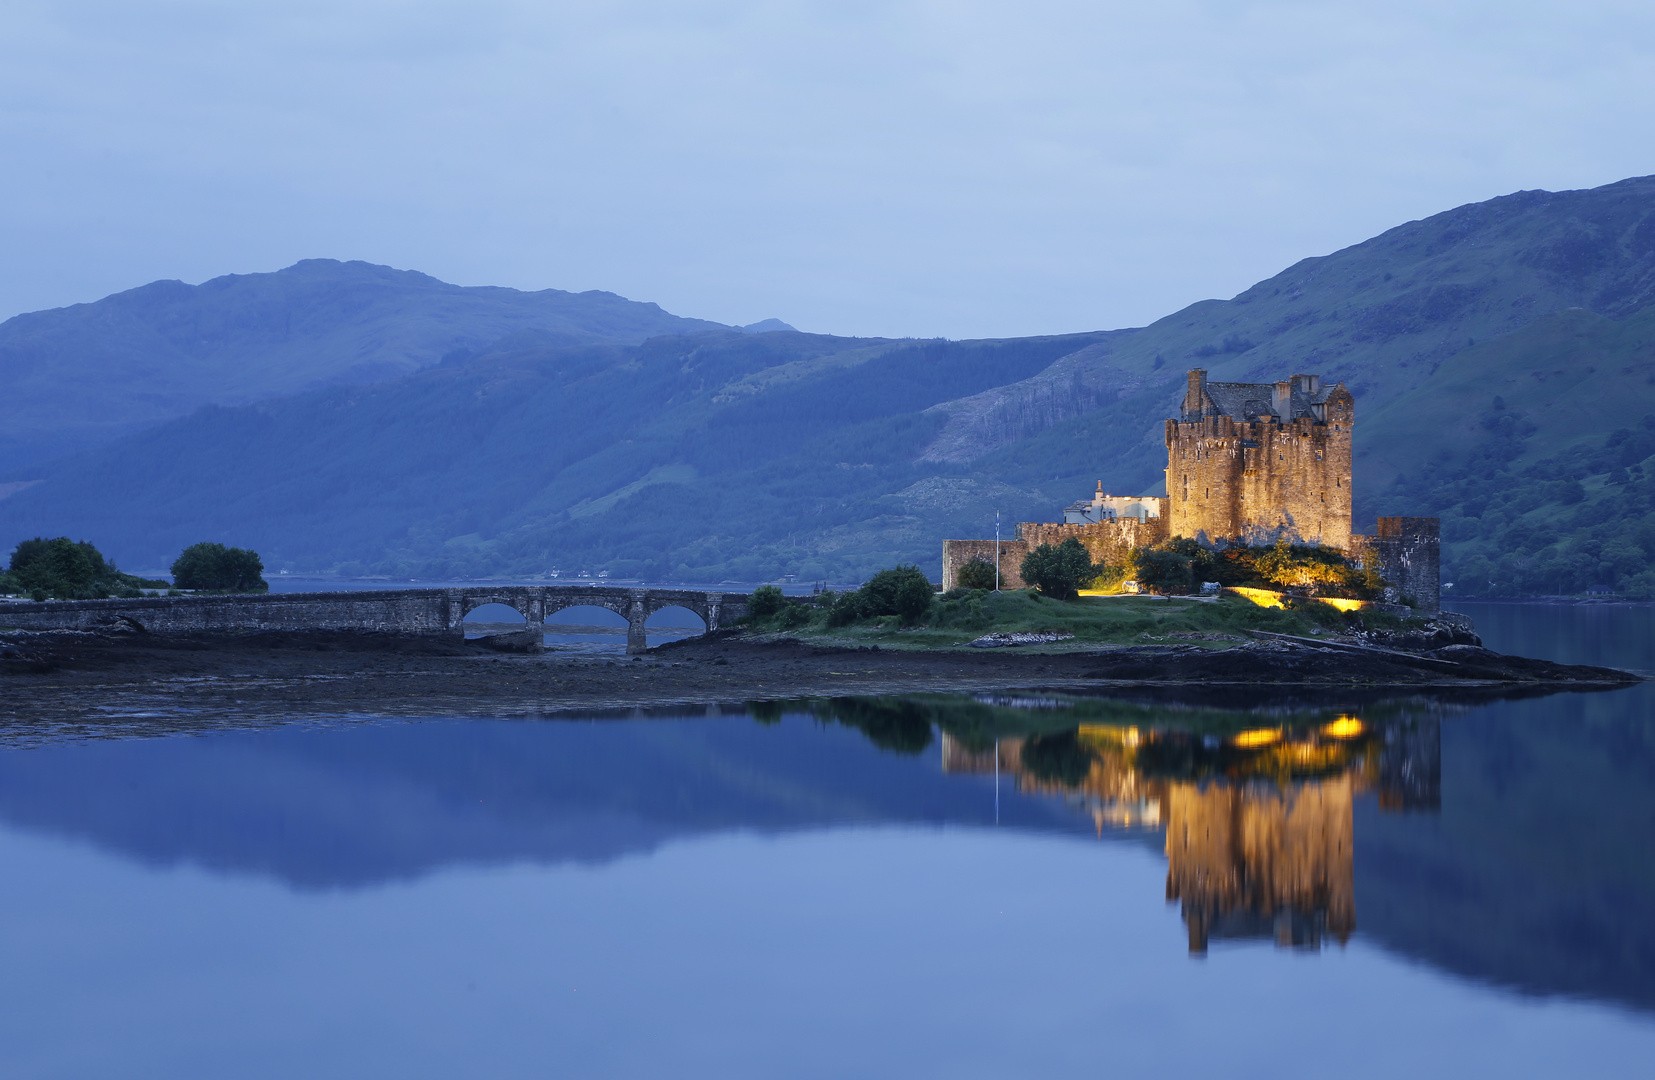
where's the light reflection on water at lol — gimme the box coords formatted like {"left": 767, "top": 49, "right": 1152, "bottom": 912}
{"left": 0, "top": 606, "right": 1651, "bottom": 1077}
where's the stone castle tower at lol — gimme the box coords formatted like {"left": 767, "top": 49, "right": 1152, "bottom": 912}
{"left": 1165, "top": 370, "right": 1354, "bottom": 548}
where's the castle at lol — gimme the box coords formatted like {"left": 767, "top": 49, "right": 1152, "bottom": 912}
{"left": 942, "top": 368, "right": 1441, "bottom": 609}
{"left": 1167, "top": 370, "right": 1352, "bottom": 548}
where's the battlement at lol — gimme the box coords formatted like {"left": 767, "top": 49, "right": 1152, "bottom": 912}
{"left": 1167, "top": 368, "right": 1354, "bottom": 548}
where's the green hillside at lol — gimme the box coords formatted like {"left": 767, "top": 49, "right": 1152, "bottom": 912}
{"left": 8, "top": 176, "right": 1655, "bottom": 592}
{"left": 0, "top": 259, "right": 730, "bottom": 471}
{"left": 1364, "top": 307, "right": 1655, "bottom": 596}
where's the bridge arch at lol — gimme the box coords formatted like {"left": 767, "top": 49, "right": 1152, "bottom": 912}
{"left": 460, "top": 602, "right": 528, "bottom": 638}
{"left": 456, "top": 594, "right": 536, "bottom": 623}
{"left": 642, "top": 604, "right": 709, "bottom": 649}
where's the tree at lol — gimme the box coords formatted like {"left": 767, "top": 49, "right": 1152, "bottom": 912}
{"left": 956, "top": 557, "right": 1000, "bottom": 590}
{"left": 748, "top": 584, "right": 786, "bottom": 619}
{"left": 1019, "top": 538, "right": 1097, "bottom": 600}
{"left": 3, "top": 537, "right": 160, "bottom": 600}
{"left": 1133, "top": 547, "right": 1197, "bottom": 595}
{"left": 8, "top": 538, "right": 101, "bottom": 596}
{"left": 861, "top": 565, "right": 935, "bottom": 623}
{"left": 170, "top": 542, "right": 268, "bottom": 593}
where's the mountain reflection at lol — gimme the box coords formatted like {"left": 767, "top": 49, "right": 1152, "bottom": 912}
{"left": 0, "top": 683, "right": 1649, "bottom": 1013}
{"left": 937, "top": 705, "right": 1441, "bottom": 952}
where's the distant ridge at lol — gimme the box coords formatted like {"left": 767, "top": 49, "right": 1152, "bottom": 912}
{"left": 739, "top": 319, "right": 798, "bottom": 334}
{"left": 0, "top": 259, "right": 730, "bottom": 470}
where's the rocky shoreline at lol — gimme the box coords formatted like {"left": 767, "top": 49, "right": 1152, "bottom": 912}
{"left": 0, "top": 624, "right": 1640, "bottom": 733}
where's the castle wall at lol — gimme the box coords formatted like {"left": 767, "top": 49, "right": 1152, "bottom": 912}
{"left": 941, "top": 540, "right": 1029, "bottom": 589}
{"left": 1351, "top": 517, "right": 1441, "bottom": 612}
{"left": 1017, "top": 516, "right": 1169, "bottom": 574}
{"left": 1165, "top": 409, "right": 1353, "bottom": 548}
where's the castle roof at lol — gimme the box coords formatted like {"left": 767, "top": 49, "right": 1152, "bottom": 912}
{"left": 1183, "top": 371, "right": 1349, "bottom": 423}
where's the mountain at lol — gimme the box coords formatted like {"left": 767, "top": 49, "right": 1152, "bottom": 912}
{"left": 0, "top": 259, "right": 730, "bottom": 470}
{"left": 6, "top": 176, "right": 1655, "bottom": 592}
{"left": 0, "top": 330, "right": 1101, "bottom": 578}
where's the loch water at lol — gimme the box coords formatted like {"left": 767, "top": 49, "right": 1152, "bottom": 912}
{"left": 1, "top": 605, "right": 1652, "bottom": 1077}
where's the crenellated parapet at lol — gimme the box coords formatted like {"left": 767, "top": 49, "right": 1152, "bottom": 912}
{"left": 1165, "top": 370, "right": 1354, "bottom": 548}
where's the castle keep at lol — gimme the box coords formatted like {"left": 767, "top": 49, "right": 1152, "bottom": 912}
{"left": 1167, "top": 370, "right": 1353, "bottom": 548}
{"left": 941, "top": 367, "right": 1442, "bottom": 610}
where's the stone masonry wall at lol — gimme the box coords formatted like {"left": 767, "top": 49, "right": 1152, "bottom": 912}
{"left": 1164, "top": 389, "right": 1353, "bottom": 548}
{"left": 0, "top": 589, "right": 457, "bottom": 635}
{"left": 1017, "top": 517, "right": 1170, "bottom": 574}
{"left": 1350, "top": 517, "right": 1441, "bottom": 612}
{"left": 942, "top": 540, "right": 1029, "bottom": 590}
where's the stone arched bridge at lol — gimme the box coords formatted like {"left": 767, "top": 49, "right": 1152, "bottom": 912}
{"left": 0, "top": 585, "right": 750, "bottom": 655}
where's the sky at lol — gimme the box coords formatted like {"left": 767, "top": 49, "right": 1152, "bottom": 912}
{"left": 2, "top": 0, "right": 1654, "bottom": 339}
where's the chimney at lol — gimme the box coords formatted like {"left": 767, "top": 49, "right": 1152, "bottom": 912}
{"left": 1292, "top": 373, "right": 1319, "bottom": 395}
{"left": 1274, "top": 381, "right": 1292, "bottom": 418}
{"left": 1185, "top": 369, "right": 1209, "bottom": 420}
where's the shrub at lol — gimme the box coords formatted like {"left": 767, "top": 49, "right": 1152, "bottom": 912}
{"left": 1134, "top": 546, "right": 1198, "bottom": 594}
{"left": 1020, "top": 538, "right": 1098, "bottom": 600}
{"left": 827, "top": 590, "right": 867, "bottom": 626}
{"left": 749, "top": 584, "right": 786, "bottom": 619}
{"left": 933, "top": 591, "right": 991, "bottom": 631}
{"left": 170, "top": 542, "right": 268, "bottom": 593}
{"left": 956, "top": 557, "right": 1000, "bottom": 590}
{"left": 1134, "top": 537, "right": 1385, "bottom": 600}
{"left": 825, "top": 565, "right": 936, "bottom": 626}
{"left": 860, "top": 565, "right": 935, "bottom": 624}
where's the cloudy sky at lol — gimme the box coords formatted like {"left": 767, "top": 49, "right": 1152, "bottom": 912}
{"left": 2, "top": 1, "right": 1653, "bottom": 337}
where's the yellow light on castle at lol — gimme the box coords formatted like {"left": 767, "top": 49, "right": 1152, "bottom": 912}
{"left": 1230, "top": 728, "right": 1283, "bottom": 749}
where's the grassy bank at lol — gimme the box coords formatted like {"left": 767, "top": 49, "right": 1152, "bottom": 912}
{"left": 749, "top": 589, "right": 1424, "bottom": 650}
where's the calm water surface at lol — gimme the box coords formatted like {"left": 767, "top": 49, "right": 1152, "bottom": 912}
{"left": 1, "top": 605, "right": 1652, "bottom": 1077}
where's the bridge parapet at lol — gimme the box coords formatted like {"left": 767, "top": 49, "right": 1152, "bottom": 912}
{"left": 0, "top": 585, "right": 751, "bottom": 655}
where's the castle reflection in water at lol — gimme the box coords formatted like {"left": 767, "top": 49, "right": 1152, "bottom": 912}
{"left": 940, "top": 708, "right": 1441, "bottom": 953}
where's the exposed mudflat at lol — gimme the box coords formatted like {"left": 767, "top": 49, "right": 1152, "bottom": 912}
{"left": 0, "top": 626, "right": 1639, "bottom": 738}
